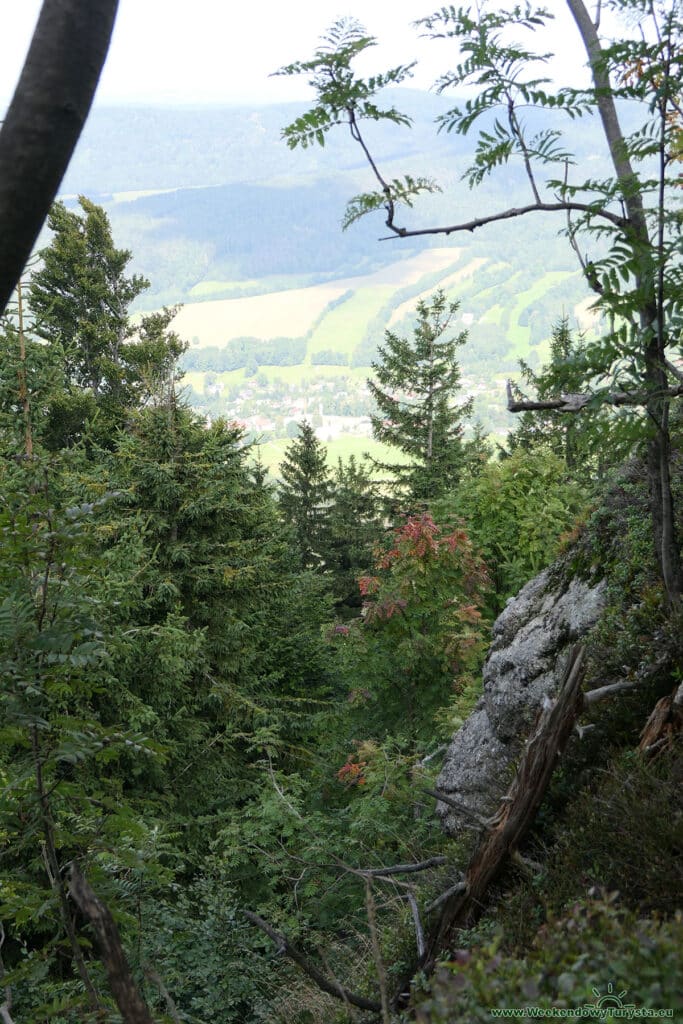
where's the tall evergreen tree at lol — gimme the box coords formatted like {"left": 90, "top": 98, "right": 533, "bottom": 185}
{"left": 28, "top": 197, "right": 184, "bottom": 444}
{"left": 369, "top": 290, "right": 472, "bottom": 506}
{"left": 327, "top": 455, "right": 382, "bottom": 610}
{"left": 508, "top": 317, "right": 598, "bottom": 473}
{"left": 278, "top": 420, "right": 331, "bottom": 568}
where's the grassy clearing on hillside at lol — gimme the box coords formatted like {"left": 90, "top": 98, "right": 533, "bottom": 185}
{"left": 481, "top": 304, "right": 504, "bottom": 325}
{"left": 387, "top": 258, "right": 487, "bottom": 326}
{"left": 307, "top": 286, "right": 396, "bottom": 358}
{"left": 507, "top": 271, "right": 575, "bottom": 354}
{"left": 172, "top": 284, "right": 350, "bottom": 345}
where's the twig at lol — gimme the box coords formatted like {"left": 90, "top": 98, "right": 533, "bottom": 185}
{"left": 583, "top": 679, "right": 639, "bottom": 705}
{"left": 243, "top": 911, "right": 381, "bottom": 1013}
{"left": 511, "top": 849, "right": 543, "bottom": 876}
{"left": 417, "top": 744, "right": 447, "bottom": 767}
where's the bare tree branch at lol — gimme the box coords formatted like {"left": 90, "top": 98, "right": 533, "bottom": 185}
{"left": 506, "top": 379, "right": 683, "bottom": 413}
{"left": 362, "top": 856, "right": 447, "bottom": 877}
{"left": 583, "top": 680, "right": 639, "bottom": 705}
{"left": 380, "top": 200, "right": 626, "bottom": 240}
{"left": 68, "top": 864, "right": 155, "bottom": 1024}
{"left": 417, "top": 744, "right": 448, "bottom": 768}
{"left": 243, "top": 910, "right": 381, "bottom": 1013}
{"left": 364, "top": 880, "right": 391, "bottom": 1024}
{"left": 424, "top": 880, "right": 467, "bottom": 915}
{"left": 144, "top": 967, "right": 183, "bottom": 1024}
{"left": 422, "top": 788, "right": 494, "bottom": 830}
{"left": 0, "top": 0, "right": 120, "bottom": 314}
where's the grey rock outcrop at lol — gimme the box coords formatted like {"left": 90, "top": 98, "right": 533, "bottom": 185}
{"left": 436, "top": 567, "right": 606, "bottom": 836}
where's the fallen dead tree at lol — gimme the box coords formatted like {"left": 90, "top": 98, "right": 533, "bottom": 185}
{"left": 245, "top": 647, "right": 588, "bottom": 1016}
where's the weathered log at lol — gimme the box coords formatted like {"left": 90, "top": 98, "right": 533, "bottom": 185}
{"left": 390, "top": 646, "right": 586, "bottom": 1010}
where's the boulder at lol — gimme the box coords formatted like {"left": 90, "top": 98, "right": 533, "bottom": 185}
{"left": 435, "top": 567, "right": 606, "bottom": 836}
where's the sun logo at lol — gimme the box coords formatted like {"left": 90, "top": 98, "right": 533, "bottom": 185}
{"left": 585, "top": 982, "right": 635, "bottom": 1014}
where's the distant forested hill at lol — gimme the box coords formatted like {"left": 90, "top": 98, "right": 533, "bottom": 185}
{"left": 56, "top": 90, "right": 616, "bottom": 310}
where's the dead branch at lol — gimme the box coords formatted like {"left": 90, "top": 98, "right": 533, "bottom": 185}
{"left": 0, "top": 0, "right": 119, "bottom": 313}
{"left": 583, "top": 680, "right": 639, "bottom": 705}
{"left": 362, "top": 856, "right": 447, "bottom": 877}
{"left": 364, "top": 881, "right": 391, "bottom": 1024}
{"left": 407, "top": 894, "right": 425, "bottom": 960}
{"left": 638, "top": 684, "right": 683, "bottom": 756}
{"left": 417, "top": 744, "right": 447, "bottom": 767}
{"left": 243, "top": 910, "right": 381, "bottom": 1014}
{"left": 422, "top": 788, "right": 493, "bottom": 830}
{"left": 511, "top": 849, "right": 543, "bottom": 876}
{"left": 584, "top": 651, "right": 674, "bottom": 707}
{"left": 68, "top": 864, "right": 155, "bottom": 1024}
{"left": 424, "top": 880, "right": 467, "bottom": 915}
{"left": 506, "top": 379, "right": 683, "bottom": 414}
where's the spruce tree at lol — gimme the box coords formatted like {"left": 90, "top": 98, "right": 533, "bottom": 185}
{"left": 369, "top": 290, "right": 471, "bottom": 506}
{"left": 278, "top": 420, "right": 331, "bottom": 568}
{"left": 508, "top": 317, "right": 596, "bottom": 473}
{"left": 327, "top": 455, "right": 382, "bottom": 609}
{"left": 28, "top": 197, "right": 184, "bottom": 444}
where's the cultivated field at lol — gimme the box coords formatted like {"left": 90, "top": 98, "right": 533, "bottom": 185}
{"left": 172, "top": 248, "right": 468, "bottom": 348}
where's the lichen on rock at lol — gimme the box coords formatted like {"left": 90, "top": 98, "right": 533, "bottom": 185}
{"left": 435, "top": 564, "right": 607, "bottom": 836}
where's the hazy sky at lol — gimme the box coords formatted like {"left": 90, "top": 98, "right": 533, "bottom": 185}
{"left": 0, "top": 1, "right": 599, "bottom": 108}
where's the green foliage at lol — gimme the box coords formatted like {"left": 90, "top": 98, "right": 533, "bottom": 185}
{"left": 276, "top": 18, "right": 415, "bottom": 149}
{"left": 335, "top": 513, "right": 489, "bottom": 739}
{"left": 436, "top": 449, "right": 588, "bottom": 610}
{"left": 369, "top": 290, "right": 472, "bottom": 507}
{"left": 416, "top": 895, "right": 683, "bottom": 1023}
{"left": 343, "top": 175, "right": 440, "bottom": 230}
{"left": 28, "top": 198, "right": 185, "bottom": 444}
{"left": 326, "top": 455, "right": 383, "bottom": 610}
{"left": 508, "top": 316, "right": 602, "bottom": 471}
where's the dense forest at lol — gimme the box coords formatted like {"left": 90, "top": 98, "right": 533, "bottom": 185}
{"left": 0, "top": 2, "right": 682, "bottom": 1024}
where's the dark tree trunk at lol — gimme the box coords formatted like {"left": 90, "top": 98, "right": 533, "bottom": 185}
{"left": 567, "top": 0, "right": 681, "bottom": 609}
{"left": 0, "top": 0, "right": 119, "bottom": 313}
